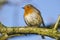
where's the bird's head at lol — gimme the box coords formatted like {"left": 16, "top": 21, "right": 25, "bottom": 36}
{"left": 22, "top": 4, "right": 35, "bottom": 13}
{"left": 23, "top": 4, "right": 38, "bottom": 16}
{"left": 23, "top": 4, "right": 34, "bottom": 10}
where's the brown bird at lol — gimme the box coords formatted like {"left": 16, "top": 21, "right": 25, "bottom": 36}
{"left": 23, "top": 4, "right": 45, "bottom": 39}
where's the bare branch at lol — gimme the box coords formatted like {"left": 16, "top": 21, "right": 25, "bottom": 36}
{"left": 53, "top": 15, "right": 60, "bottom": 30}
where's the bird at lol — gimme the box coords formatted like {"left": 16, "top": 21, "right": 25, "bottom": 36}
{"left": 23, "top": 4, "right": 45, "bottom": 39}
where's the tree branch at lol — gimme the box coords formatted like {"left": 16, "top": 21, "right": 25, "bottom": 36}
{"left": 53, "top": 15, "right": 60, "bottom": 30}
{"left": 0, "top": 23, "right": 60, "bottom": 40}
{"left": 0, "top": 16, "right": 60, "bottom": 40}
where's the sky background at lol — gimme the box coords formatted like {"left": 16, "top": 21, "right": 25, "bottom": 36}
{"left": 0, "top": 0, "right": 60, "bottom": 40}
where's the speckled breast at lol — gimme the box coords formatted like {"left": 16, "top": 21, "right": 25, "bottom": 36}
{"left": 24, "top": 12, "right": 42, "bottom": 26}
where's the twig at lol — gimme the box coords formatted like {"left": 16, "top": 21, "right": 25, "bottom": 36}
{"left": 53, "top": 16, "right": 60, "bottom": 30}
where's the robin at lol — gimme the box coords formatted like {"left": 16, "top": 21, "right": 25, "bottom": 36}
{"left": 23, "top": 4, "right": 45, "bottom": 39}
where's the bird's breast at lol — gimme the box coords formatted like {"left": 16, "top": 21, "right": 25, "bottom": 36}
{"left": 24, "top": 8, "right": 34, "bottom": 17}
{"left": 24, "top": 12, "right": 42, "bottom": 26}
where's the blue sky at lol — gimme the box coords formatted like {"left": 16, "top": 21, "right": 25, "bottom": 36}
{"left": 0, "top": 0, "right": 60, "bottom": 40}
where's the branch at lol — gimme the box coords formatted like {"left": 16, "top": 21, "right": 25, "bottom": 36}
{"left": 53, "top": 15, "right": 60, "bottom": 30}
{"left": 0, "top": 16, "right": 60, "bottom": 40}
{"left": 0, "top": 23, "right": 60, "bottom": 40}
{"left": 0, "top": 0, "right": 8, "bottom": 9}
{"left": 0, "top": 33, "right": 8, "bottom": 40}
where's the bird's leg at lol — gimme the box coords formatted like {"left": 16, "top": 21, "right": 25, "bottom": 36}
{"left": 41, "top": 18, "right": 45, "bottom": 39}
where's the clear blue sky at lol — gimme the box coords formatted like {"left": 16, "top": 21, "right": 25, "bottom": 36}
{"left": 0, "top": 0, "right": 60, "bottom": 40}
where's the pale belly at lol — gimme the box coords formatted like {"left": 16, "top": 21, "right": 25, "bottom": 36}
{"left": 24, "top": 12, "right": 42, "bottom": 26}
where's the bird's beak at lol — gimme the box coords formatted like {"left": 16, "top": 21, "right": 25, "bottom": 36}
{"left": 22, "top": 7, "right": 24, "bottom": 9}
